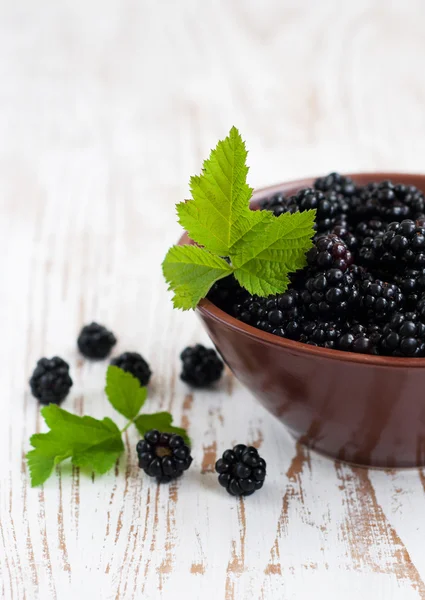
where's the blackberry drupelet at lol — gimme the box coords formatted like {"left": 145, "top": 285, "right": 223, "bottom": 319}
{"left": 300, "top": 268, "right": 359, "bottom": 317}
{"left": 77, "top": 322, "right": 117, "bottom": 359}
{"left": 110, "top": 352, "right": 152, "bottom": 386}
{"left": 307, "top": 234, "right": 353, "bottom": 272}
{"left": 380, "top": 313, "right": 425, "bottom": 357}
{"left": 359, "top": 219, "right": 425, "bottom": 271}
{"left": 337, "top": 323, "right": 382, "bottom": 354}
{"left": 314, "top": 172, "right": 357, "bottom": 197}
{"left": 351, "top": 181, "right": 425, "bottom": 222}
{"left": 180, "top": 344, "right": 224, "bottom": 387}
{"left": 215, "top": 444, "right": 266, "bottom": 496}
{"left": 393, "top": 269, "right": 425, "bottom": 311}
{"left": 29, "top": 357, "right": 73, "bottom": 405}
{"left": 358, "top": 279, "right": 404, "bottom": 322}
{"left": 207, "top": 275, "right": 248, "bottom": 315}
{"left": 299, "top": 320, "right": 342, "bottom": 349}
{"left": 136, "top": 430, "right": 192, "bottom": 483}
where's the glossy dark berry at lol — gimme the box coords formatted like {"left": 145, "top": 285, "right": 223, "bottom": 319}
{"left": 180, "top": 344, "right": 224, "bottom": 387}
{"left": 77, "top": 322, "right": 117, "bottom": 359}
{"left": 380, "top": 313, "right": 425, "bottom": 357}
{"left": 207, "top": 275, "right": 248, "bottom": 315}
{"left": 29, "top": 357, "right": 73, "bottom": 405}
{"left": 110, "top": 352, "right": 152, "bottom": 386}
{"left": 307, "top": 234, "right": 353, "bottom": 272}
{"left": 337, "top": 324, "right": 382, "bottom": 354}
{"left": 215, "top": 444, "right": 266, "bottom": 496}
{"left": 314, "top": 172, "right": 357, "bottom": 197}
{"left": 301, "top": 268, "right": 358, "bottom": 317}
{"left": 351, "top": 181, "right": 425, "bottom": 222}
{"left": 359, "top": 220, "right": 425, "bottom": 271}
{"left": 299, "top": 320, "right": 342, "bottom": 349}
{"left": 136, "top": 430, "right": 192, "bottom": 483}
{"left": 358, "top": 279, "right": 404, "bottom": 321}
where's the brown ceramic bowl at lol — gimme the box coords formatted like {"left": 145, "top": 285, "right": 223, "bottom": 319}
{"left": 180, "top": 173, "right": 425, "bottom": 468}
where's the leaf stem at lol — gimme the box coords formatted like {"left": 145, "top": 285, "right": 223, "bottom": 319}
{"left": 120, "top": 419, "right": 134, "bottom": 434}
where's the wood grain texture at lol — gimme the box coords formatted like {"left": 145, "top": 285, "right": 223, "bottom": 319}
{"left": 2, "top": 0, "right": 425, "bottom": 598}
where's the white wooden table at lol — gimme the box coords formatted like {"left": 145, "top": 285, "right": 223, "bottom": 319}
{"left": 2, "top": 1, "right": 425, "bottom": 598}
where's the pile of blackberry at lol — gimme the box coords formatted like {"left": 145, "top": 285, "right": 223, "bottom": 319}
{"left": 208, "top": 174, "right": 425, "bottom": 357}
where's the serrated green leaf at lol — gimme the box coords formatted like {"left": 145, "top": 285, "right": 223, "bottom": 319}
{"left": 26, "top": 405, "right": 124, "bottom": 487}
{"left": 234, "top": 259, "right": 291, "bottom": 297}
{"left": 162, "top": 244, "right": 234, "bottom": 310}
{"left": 177, "top": 126, "right": 256, "bottom": 255}
{"left": 231, "top": 209, "right": 316, "bottom": 268}
{"left": 164, "top": 127, "right": 316, "bottom": 306}
{"left": 134, "top": 412, "right": 191, "bottom": 446}
{"left": 105, "top": 365, "right": 148, "bottom": 420}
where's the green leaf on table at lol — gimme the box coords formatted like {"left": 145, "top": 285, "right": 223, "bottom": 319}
{"left": 134, "top": 411, "right": 191, "bottom": 446}
{"left": 105, "top": 365, "right": 147, "bottom": 420}
{"left": 162, "top": 126, "right": 316, "bottom": 309}
{"left": 162, "top": 245, "right": 233, "bottom": 309}
{"left": 26, "top": 405, "right": 124, "bottom": 487}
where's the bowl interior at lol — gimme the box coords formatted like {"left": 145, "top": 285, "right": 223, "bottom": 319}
{"left": 191, "top": 172, "right": 425, "bottom": 368}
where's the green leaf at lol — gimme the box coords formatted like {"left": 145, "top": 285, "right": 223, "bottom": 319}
{"left": 234, "top": 259, "right": 291, "bottom": 297}
{"left": 105, "top": 365, "right": 148, "bottom": 420}
{"left": 162, "top": 245, "right": 234, "bottom": 310}
{"left": 177, "top": 126, "right": 256, "bottom": 255}
{"left": 163, "top": 127, "right": 317, "bottom": 308}
{"left": 26, "top": 405, "right": 124, "bottom": 487}
{"left": 231, "top": 209, "right": 316, "bottom": 268}
{"left": 134, "top": 412, "right": 191, "bottom": 446}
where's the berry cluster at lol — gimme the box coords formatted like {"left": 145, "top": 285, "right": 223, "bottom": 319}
{"left": 209, "top": 174, "right": 425, "bottom": 357}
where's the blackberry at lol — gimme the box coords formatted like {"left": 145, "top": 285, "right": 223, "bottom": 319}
{"left": 29, "top": 357, "right": 73, "bottom": 405}
{"left": 260, "top": 191, "right": 288, "bottom": 216}
{"left": 77, "top": 322, "right": 117, "bottom": 359}
{"left": 261, "top": 186, "right": 348, "bottom": 232}
{"left": 359, "top": 219, "right": 425, "bottom": 271}
{"left": 301, "top": 268, "right": 359, "bottom": 317}
{"left": 299, "top": 320, "right": 342, "bottom": 349}
{"left": 358, "top": 279, "right": 404, "bottom": 322}
{"left": 180, "top": 344, "right": 224, "bottom": 387}
{"left": 215, "top": 444, "right": 266, "bottom": 496}
{"left": 355, "top": 218, "right": 386, "bottom": 244}
{"left": 314, "top": 172, "right": 357, "bottom": 197}
{"left": 110, "top": 352, "right": 152, "bottom": 386}
{"left": 331, "top": 222, "right": 358, "bottom": 252}
{"left": 207, "top": 275, "right": 248, "bottom": 315}
{"left": 287, "top": 188, "right": 348, "bottom": 232}
{"left": 380, "top": 313, "right": 425, "bottom": 357}
{"left": 307, "top": 234, "right": 353, "bottom": 272}
{"left": 352, "top": 181, "right": 425, "bottom": 222}
{"left": 393, "top": 269, "right": 425, "bottom": 311}
{"left": 136, "top": 430, "right": 192, "bottom": 483}
{"left": 234, "top": 289, "right": 303, "bottom": 334}
{"left": 337, "top": 323, "right": 382, "bottom": 354}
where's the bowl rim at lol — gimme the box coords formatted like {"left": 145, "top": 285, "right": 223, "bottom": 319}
{"left": 181, "top": 172, "right": 425, "bottom": 368}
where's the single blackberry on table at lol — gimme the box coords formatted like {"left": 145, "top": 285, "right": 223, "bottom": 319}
{"left": 215, "top": 444, "right": 266, "bottom": 496}
{"left": 359, "top": 219, "right": 425, "bottom": 271}
{"left": 307, "top": 234, "right": 353, "bottom": 272}
{"left": 180, "top": 344, "right": 224, "bottom": 387}
{"left": 299, "top": 320, "right": 342, "bottom": 349}
{"left": 300, "top": 268, "right": 359, "bottom": 318}
{"left": 380, "top": 313, "right": 425, "bottom": 357}
{"left": 110, "top": 352, "right": 152, "bottom": 386}
{"left": 29, "top": 357, "right": 73, "bottom": 405}
{"left": 314, "top": 172, "right": 357, "bottom": 197}
{"left": 136, "top": 430, "right": 192, "bottom": 483}
{"left": 358, "top": 279, "right": 404, "bottom": 322}
{"left": 77, "top": 322, "right": 117, "bottom": 359}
